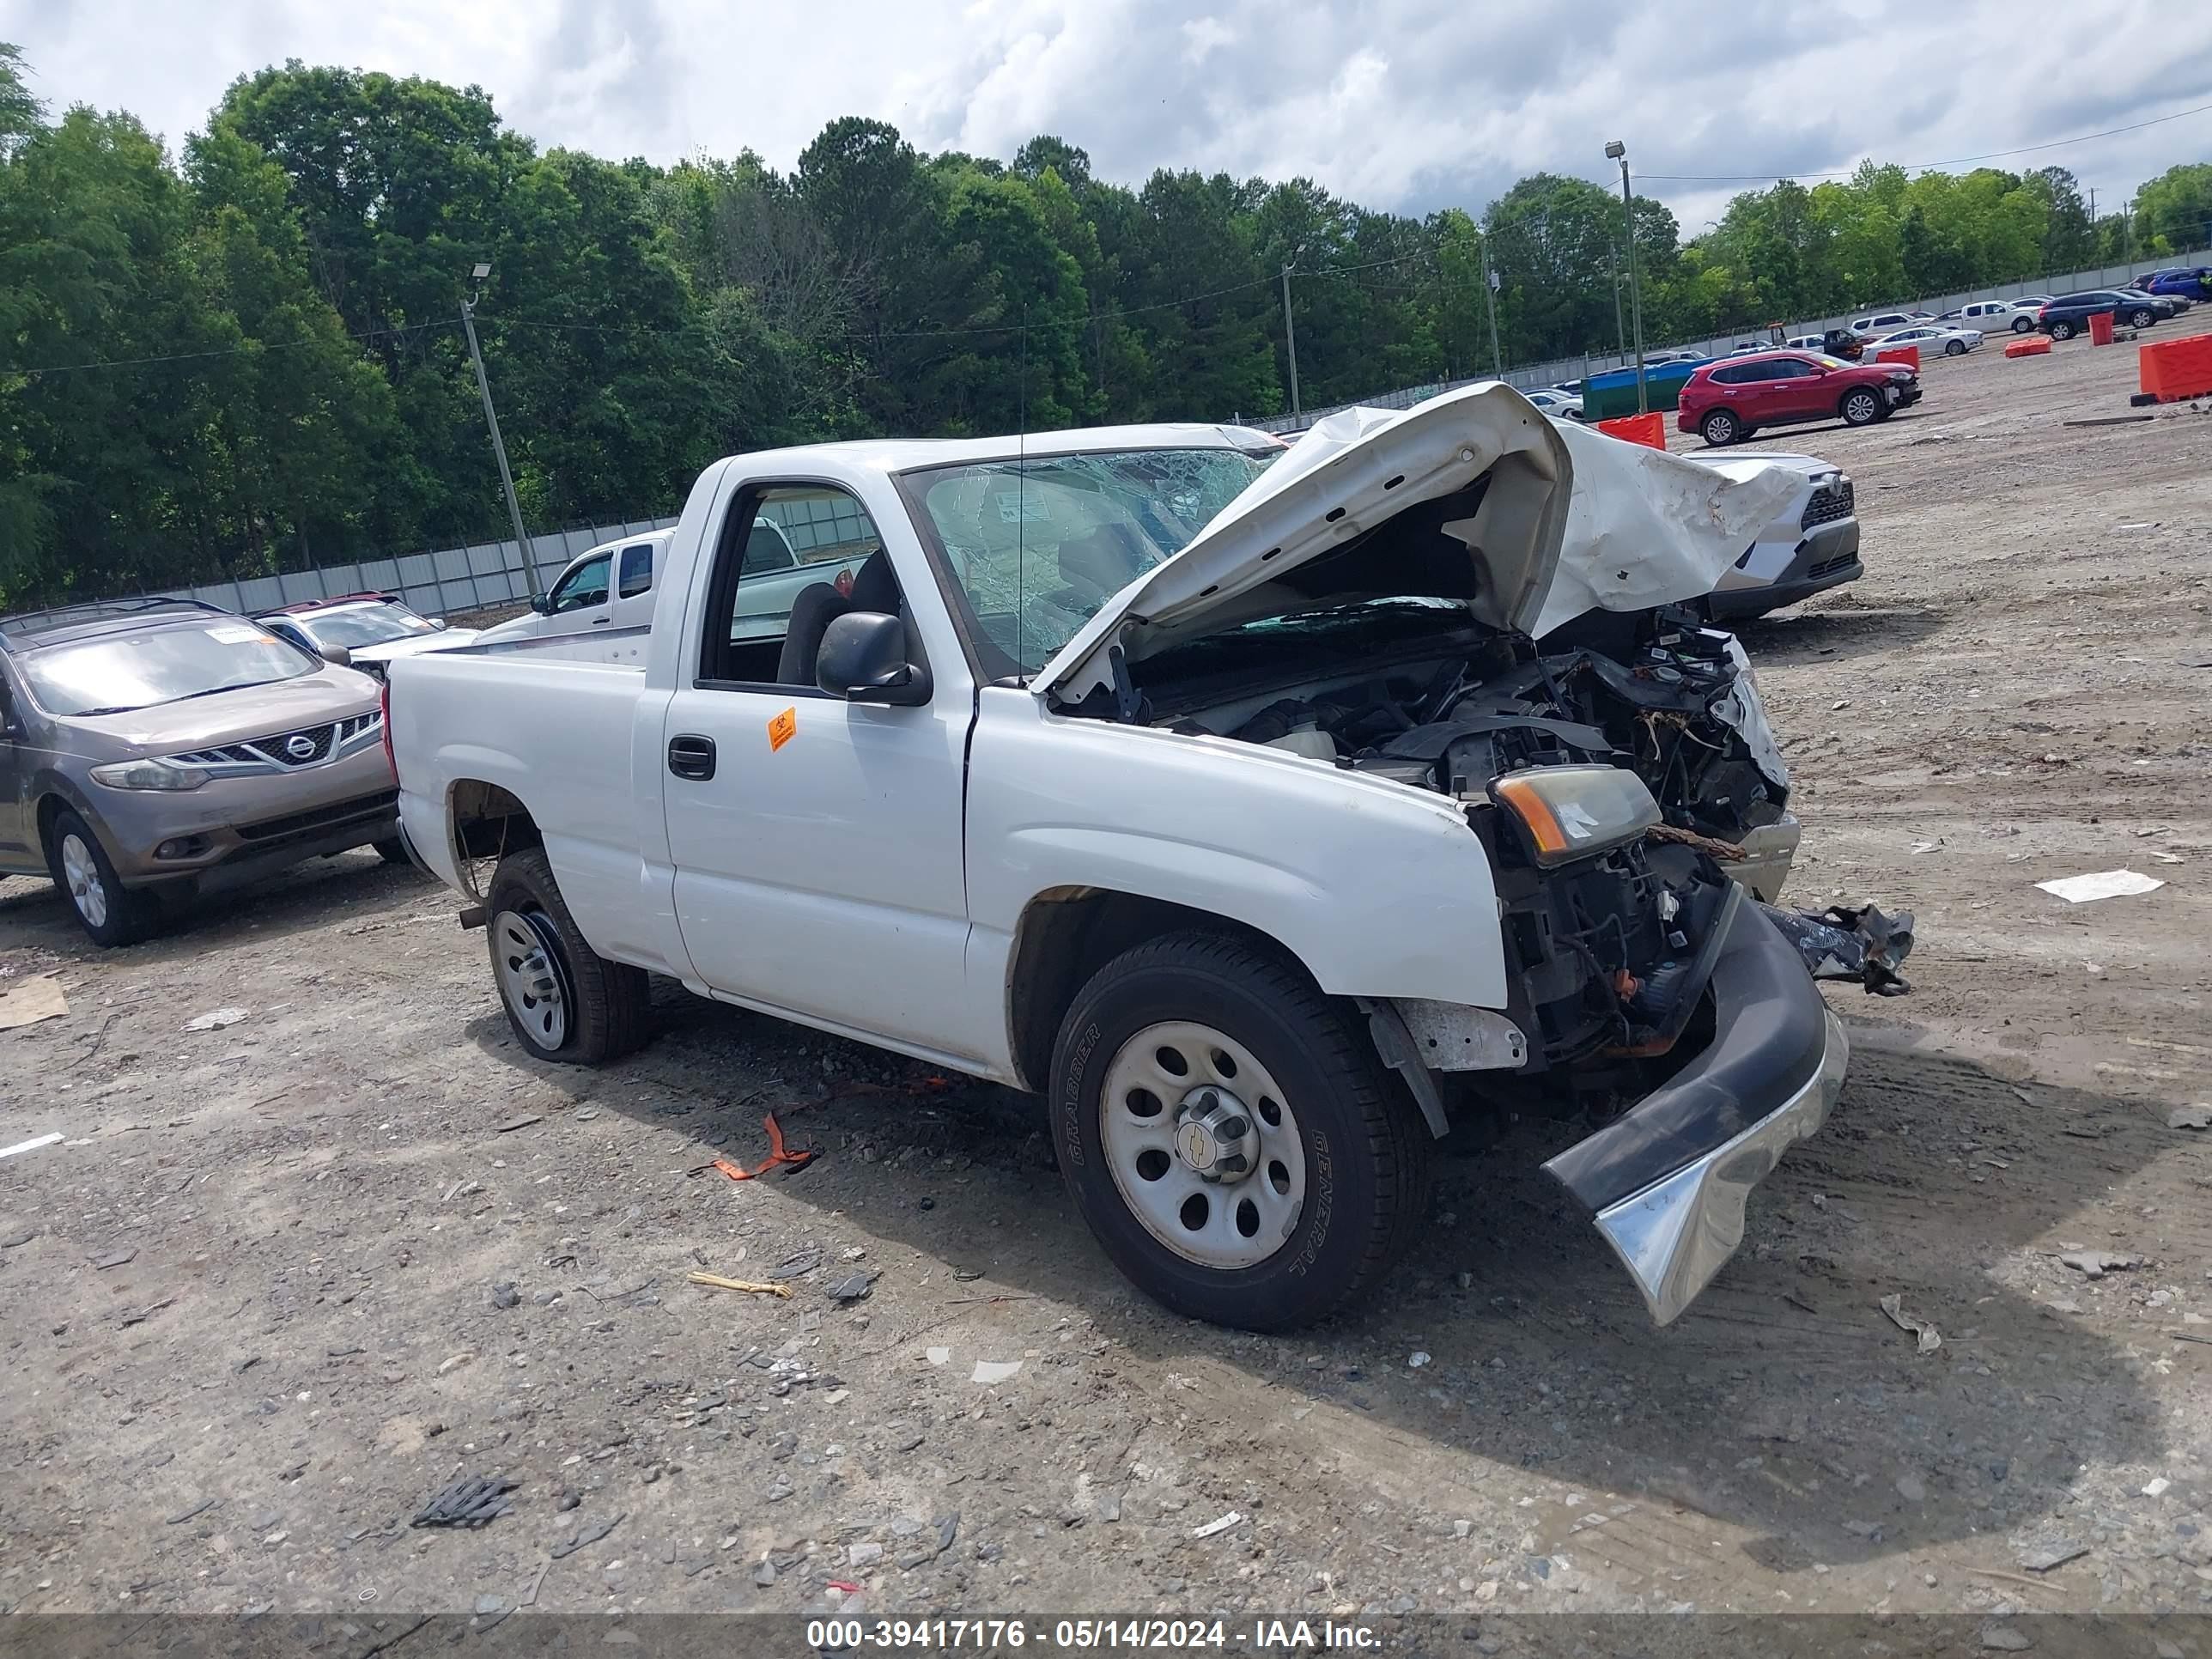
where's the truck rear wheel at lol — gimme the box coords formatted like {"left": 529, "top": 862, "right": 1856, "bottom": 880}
{"left": 484, "top": 848, "right": 648, "bottom": 1065}
{"left": 1048, "top": 931, "right": 1431, "bottom": 1331}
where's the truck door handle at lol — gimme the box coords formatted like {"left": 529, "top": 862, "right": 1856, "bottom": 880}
{"left": 667, "top": 734, "right": 716, "bottom": 781}
{"left": 591, "top": 615, "right": 611, "bottom": 625}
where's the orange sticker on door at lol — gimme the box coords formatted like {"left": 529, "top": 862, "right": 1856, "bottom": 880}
{"left": 767, "top": 707, "right": 798, "bottom": 751}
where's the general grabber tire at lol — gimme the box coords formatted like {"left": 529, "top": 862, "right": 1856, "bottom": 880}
{"left": 484, "top": 848, "right": 648, "bottom": 1064}
{"left": 1048, "top": 930, "right": 1433, "bottom": 1331}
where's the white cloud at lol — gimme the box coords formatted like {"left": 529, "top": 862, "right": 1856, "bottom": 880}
{"left": 5, "top": 0, "right": 2208, "bottom": 234}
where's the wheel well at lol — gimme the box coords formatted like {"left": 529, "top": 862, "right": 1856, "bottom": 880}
{"left": 1005, "top": 888, "right": 1310, "bottom": 1093}
{"left": 449, "top": 780, "right": 543, "bottom": 891}
{"left": 34, "top": 793, "right": 80, "bottom": 866}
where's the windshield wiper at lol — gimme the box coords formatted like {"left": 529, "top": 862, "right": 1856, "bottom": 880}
{"left": 141, "top": 679, "right": 286, "bottom": 710}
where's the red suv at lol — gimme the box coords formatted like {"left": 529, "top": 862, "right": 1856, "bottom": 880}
{"left": 1676, "top": 351, "right": 1921, "bottom": 447}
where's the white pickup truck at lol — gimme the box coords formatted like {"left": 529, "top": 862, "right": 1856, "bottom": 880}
{"left": 387, "top": 386, "right": 1911, "bottom": 1331}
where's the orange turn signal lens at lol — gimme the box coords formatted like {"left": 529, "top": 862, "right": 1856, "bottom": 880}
{"left": 1490, "top": 766, "right": 1662, "bottom": 867}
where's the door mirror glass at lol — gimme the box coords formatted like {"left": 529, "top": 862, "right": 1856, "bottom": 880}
{"left": 430, "top": 617, "right": 449, "bottom": 630}
{"left": 817, "top": 611, "right": 928, "bottom": 706}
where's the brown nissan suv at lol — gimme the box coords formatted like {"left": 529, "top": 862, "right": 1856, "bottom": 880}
{"left": 0, "top": 599, "right": 404, "bottom": 945}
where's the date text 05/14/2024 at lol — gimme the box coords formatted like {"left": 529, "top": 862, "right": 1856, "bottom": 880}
{"left": 805, "top": 1619, "right": 1381, "bottom": 1650}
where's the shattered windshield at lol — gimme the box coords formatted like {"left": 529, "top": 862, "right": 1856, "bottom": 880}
{"left": 906, "top": 447, "right": 1273, "bottom": 678}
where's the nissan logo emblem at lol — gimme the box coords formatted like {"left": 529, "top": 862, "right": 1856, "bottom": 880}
{"left": 284, "top": 734, "right": 318, "bottom": 760}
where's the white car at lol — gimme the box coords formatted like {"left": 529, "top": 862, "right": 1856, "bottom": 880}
{"left": 253, "top": 594, "right": 477, "bottom": 680}
{"left": 1940, "top": 299, "right": 2037, "bottom": 335}
{"left": 387, "top": 394, "right": 1917, "bottom": 1334}
{"left": 1849, "top": 309, "right": 1936, "bottom": 337}
{"left": 1865, "top": 323, "right": 1983, "bottom": 357}
{"left": 1522, "top": 388, "right": 1584, "bottom": 420}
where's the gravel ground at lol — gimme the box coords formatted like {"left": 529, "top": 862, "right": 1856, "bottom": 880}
{"left": 3, "top": 316, "right": 2209, "bottom": 1632}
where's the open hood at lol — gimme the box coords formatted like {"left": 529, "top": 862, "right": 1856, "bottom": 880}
{"left": 1037, "top": 383, "right": 1804, "bottom": 706}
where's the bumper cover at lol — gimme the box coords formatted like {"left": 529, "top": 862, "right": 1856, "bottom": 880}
{"left": 1707, "top": 520, "right": 1862, "bottom": 619}
{"left": 1543, "top": 900, "right": 1849, "bottom": 1324}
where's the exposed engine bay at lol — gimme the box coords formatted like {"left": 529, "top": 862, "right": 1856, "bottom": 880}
{"left": 1104, "top": 598, "right": 1912, "bottom": 1092}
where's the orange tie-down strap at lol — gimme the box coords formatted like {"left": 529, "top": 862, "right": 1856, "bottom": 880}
{"left": 712, "top": 1112, "right": 817, "bottom": 1181}
{"left": 707, "top": 1074, "right": 957, "bottom": 1181}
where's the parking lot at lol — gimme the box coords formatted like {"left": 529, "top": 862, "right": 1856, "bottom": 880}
{"left": 3, "top": 317, "right": 2210, "bottom": 1626}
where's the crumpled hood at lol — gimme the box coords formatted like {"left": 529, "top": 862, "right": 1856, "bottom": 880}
{"left": 1037, "top": 383, "right": 1807, "bottom": 705}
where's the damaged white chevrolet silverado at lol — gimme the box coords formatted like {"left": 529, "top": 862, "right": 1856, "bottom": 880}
{"left": 386, "top": 385, "right": 1911, "bottom": 1331}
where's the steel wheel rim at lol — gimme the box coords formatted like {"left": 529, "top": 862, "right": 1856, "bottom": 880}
{"left": 493, "top": 908, "right": 568, "bottom": 1050}
{"left": 60, "top": 834, "right": 106, "bottom": 928}
{"left": 1098, "top": 1019, "right": 1307, "bottom": 1271}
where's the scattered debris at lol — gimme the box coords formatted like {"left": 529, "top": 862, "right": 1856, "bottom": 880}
{"left": 2018, "top": 1540, "right": 2089, "bottom": 1573}
{"left": 970, "top": 1359, "right": 1023, "bottom": 1385}
{"left": 185, "top": 1006, "right": 248, "bottom": 1031}
{"left": 165, "top": 1498, "right": 216, "bottom": 1525}
{"left": 925, "top": 1346, "right": 951, "bottom": 1366}
{"left": 1762, "top": 902, "right": 1914, "bottom": 994}
{"left": 0, "top": 974, "right": 68, "bottom": 1030}
{"left": 828, "top": 1272, "right": 877, "bottom": 1303}
{"left": 2167, "top": 1103, "right": 2211, "bottom": 1131}
{"left": 550, "top": 1510, "right": 625, "bottom": 1559}
{"left": 2142, "top": 1476, "right": 2171, "bottom": 1498}
{"left": 2034, "top": 869, "right": 2165, "bottom": 903}
{"left": 1879, "top": 1292, "right": 1942, "bottom": 1354}
{"left": 437, "top": 1351, "right": 476, "bottom": 1375}
{"left": 489, "top": 1281, "right": 520, "bottom": 1310}
{"left": 1407, "top": 1351, "right": 1431, "bottom": 1369}
{"left": 766, "top": 1249, "right": 822, "bottom": 1281}
{"left": 1978, "top": 1624, "right": 2033, "bottom": 1652}
{"left": 687, "top": 1272, "right": 793, "bottom": 1299}
{"left": 2057, "top": 1250, "right": 2141, "bottom": 1279}
{"left": 1, "top": 1131, "right": 64, "bottom": 1161}
{"left": 90, "top": 1247, "right": 137, "bottom": 1271}
{"left": 410, "top": 1474, "right": 518, "bottom": 1528}
{"left": 1190, "top": 1510, "right": 1243, "bottom": 1540}
{"left": 495, "top": 1114, "right": 544, "bottom": 1133}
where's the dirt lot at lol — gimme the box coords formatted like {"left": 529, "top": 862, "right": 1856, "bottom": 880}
{"left": 3, "top": 317, "right": 2210, "bottom": 1632}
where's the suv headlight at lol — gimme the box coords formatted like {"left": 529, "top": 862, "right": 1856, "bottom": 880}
{"left": 1492, "top": 766, "right": 1661, "bottom": 867}
{"left": 89, "top": 758, "right": 207, "bottom": 792}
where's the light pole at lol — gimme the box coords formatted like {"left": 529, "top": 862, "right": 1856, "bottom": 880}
{"left": 459, "top": 261, "right": 542, "bottom": 600}
{"left": 1605, "top": 140, "right": 1648, "bottom": 415}
{"left": 1279, "top": 264, "right": 1301, "bottom": 417}
{"left": 1480, "top": 234, "right": 1504, "bottom": 378}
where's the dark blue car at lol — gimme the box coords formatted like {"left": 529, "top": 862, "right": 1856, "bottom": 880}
{"left": 2145, "top": 267, "right": 2212, "bottom": 302}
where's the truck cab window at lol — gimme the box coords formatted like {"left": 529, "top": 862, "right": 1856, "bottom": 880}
{"left": 617, "top": 544, "right": 655, "bottom": 599}
{"left": 697, "top": 484, "right": 891, "bottom": 689}
{"left": 550, "top": 554, "right": 611, "bottom": 613}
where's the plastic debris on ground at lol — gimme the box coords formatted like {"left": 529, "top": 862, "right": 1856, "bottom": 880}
{"left": 1879, "top": 1292, "right": 1942, "bottom": 1354}
{"left": 970, "top": 1359, "right": 1022, "bottom": 1384}
{"left": 184, "top": 1006, "right": 249, "bottom": 1031}
{"left": 2035, "top": 869, "right": 2165, "bottom": 903}
{"left": 1190, "top": 1511, "right": 1243, "bottom": 1540}
{"left": 410, "top": 1474, "right": 519, "bottom": 1528}
{"left": 0, "top": 1131, "right": 64, "bottom": 1161}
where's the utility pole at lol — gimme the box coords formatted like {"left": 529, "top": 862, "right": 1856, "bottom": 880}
{"left": 1279, "top": 264, "right": 1301, "bottom": 417}
{"left": 1607, "top": 246, "right": 1626, "bottom": 356}
{"left": 1605, "top": 140, "right": 1648, "bottom": 415}
{"left": 1480, "top": 237, "right": 1504, "bottom": 378}
{"left": 460, "top": 262, "right": 541, "bottom": 600}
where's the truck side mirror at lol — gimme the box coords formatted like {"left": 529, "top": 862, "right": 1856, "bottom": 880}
{"left": 319, "top": 642, "right": 354, "bottom": 669}
{"left": 530, "top": 593, "right": 553, "bottom": 616}
{"left": 817, "top": 611, "right": 930, "bottom": 707}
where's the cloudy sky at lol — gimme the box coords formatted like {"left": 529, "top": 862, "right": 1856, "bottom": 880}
{"left": 8, "top": 0, "right": 2211, "bottom": 233}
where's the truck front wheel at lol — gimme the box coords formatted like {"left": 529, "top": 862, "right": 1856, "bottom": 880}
{"left": 484, "top": 848, "right": 649, "bottom": 1065}
{"left": 1048, "top": 931, "right": 1431, "bottom": 1331}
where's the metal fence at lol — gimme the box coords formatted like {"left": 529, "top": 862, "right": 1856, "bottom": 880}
{"left": 1237, "top": 246, "right": 2212, "bottom": 433}
{"left": 139, "top": 515, "right": 681, "bottom": 623}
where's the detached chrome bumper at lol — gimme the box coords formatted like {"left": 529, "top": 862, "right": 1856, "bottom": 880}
{"left": 1544, "top": 902, "right": 1849, "bottom": 1324}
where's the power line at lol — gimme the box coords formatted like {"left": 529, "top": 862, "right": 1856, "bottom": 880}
{"left": 20, "top": 318, "right": 457, "bottom": 379}
{"left": 1640, "top": 98, "right": 2212, "bottom": 183}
